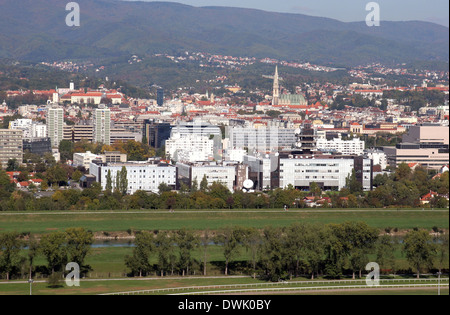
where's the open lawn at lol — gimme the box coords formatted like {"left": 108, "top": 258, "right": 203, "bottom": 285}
{"left": 0, "top": 209, "right": 448, "bottom": 235}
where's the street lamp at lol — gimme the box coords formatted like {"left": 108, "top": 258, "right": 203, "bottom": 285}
{"left": 28, "top": 279, "right": 33, "bottom": 296}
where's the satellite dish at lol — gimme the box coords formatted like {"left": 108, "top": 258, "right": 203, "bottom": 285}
{"left": 243, "top": 179, "right": 254, "bottom": 190}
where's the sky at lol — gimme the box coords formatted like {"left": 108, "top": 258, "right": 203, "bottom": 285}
{"left": 124, "top": 0, "right": 449, "bottom": 27}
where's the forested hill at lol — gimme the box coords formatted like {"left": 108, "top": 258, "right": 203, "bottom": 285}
{"left": 0, "top": 0, "right": 448, "bottom": 66}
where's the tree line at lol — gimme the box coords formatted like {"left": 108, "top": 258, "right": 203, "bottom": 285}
{"left": 0, "top": 228, "right": 93, "bottom": 282}
{"left": 1, "top": 223, "right": 448, "bottom": 282}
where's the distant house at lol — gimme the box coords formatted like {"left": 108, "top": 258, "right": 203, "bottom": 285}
{"left": 420, "top": 191, "right": 439, "bottom": 205}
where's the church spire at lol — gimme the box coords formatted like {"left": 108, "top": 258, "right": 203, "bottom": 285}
{"left": 272, "top": 66, "right": 279, "bottom": 106}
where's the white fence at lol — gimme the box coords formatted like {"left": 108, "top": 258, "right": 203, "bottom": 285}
{"left": 100, "top": 278, "right": 449, "bottom": 295}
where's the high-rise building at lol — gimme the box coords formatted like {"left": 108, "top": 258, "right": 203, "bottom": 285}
{"left": 46, "top": 105, "right": 64, "bottom": 148}
{"left": 93, "top": 104, "right": 111, "bottom": 145}
{"left": 157, "top": 88, "right": 164, "bottom": 106}
{"left": 143, "top": 120, "right": 172, "bottom": 149}
{"left": 0, "top": 129, "right": 23, "bottom": 168}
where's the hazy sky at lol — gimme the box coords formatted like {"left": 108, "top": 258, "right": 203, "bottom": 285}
{"left": 124, "top": 0, "right": 449, "bottom": 27}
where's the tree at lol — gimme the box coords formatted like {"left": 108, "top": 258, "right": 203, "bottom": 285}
{"left": 259, "top": 226, "right": 286, "bottom": 282}
{"left": 0, "top": 232, "right": 24, "bottom": 280}
{"left": 176, "top": 228, "right": 198, "bottom": 276}
{"left": 215, "top": 227, "right": 241, "bottom": 276}
{"left": 346, "top": 169, "right": 363, "bottom": 195}
{"left": 6, "top": 159, "right": 19, "bottom": 172}
{"left": 154, "top": 231, "right": 175, "bottom": 277}
{"left": 240, "top": 227, "right": 261, "bottom": 279}
{"left": 27, "top": 235, "right": 40, "bottom": 280}
{"left": 0, "top": 169, "right": 16, "bottom": 198}
{"left": 119, "top": 166, "right": 128, "bottom": 195}
{"left": 303, "top": 224, "right": 326, "bottom": 280}
{"left": 200, "top": 229, "right": 211, "bottom": 276}
{"left": 200, "top": 175, "right": 209, "bottom": 192}
{"left": 40, "top": 231, "right": 68, "bottom": 274}
{"left": 284, "top": 223, "right": 307, "bottom": 279}
{"left": 59, "top": 140, "right": 74, "bottom": 162}
{"left": 71, "top": 169, "right": 83, "bottom": 182}
{"left": 403, "top": 229, "right": 437, "bottom": 279}
{"left": 376, "top": 235, "right": 397, "bottom": 275}
{"left": 65, "top": 228, "right": 93, "bottom": 274}
{"left": 436, "top": 233, "right": 449, "bottom": 273}
{"left": 125, "top": 231, "right": 154, "bottom": 277}
{"left": 105, "top": 169, "right": 113, "bottom": 193}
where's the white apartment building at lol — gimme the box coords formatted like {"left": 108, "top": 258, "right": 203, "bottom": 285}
{"left": 90, "top": 160, "right": 177, "bottom": 194}
{"left": 364, "top": 149, "right": 388, "bottom": 170}
{"left": 316, "top": 136, "right": 365, "bottom": 156}
{"left": 171, "top": 120, "right": 222, "bottom": 160}
{"left": 165, "top": 133, "right": 214, "bottom": 163}
{"left": 9, "top": 119, "right": 47, "bottom": 139}
{"left": 93, "top": 104, "right": 111, "bottom": 145}
{"left": 177, "top": 162, "right": 237, "bottom": 192}
{"left": 73, "top": 151, "right": 103, "bottom": 170}
{"left": 46, "top": 105, "right": 64, "bottom": 148}
{"left": 279, "top": 156, "right": 372, "bottom": 191}
{"left": 227, "top": 125, "right": 296, "bottom": 152}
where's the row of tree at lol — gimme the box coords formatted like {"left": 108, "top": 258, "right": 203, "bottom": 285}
{"left": 0, "top": 228, "right": 93, "bottom": 281}
{"left": 1, "top": 223, "right": 447, "bottom": 282}
{"left": 125, "top": 222, "right": 449, "bottom": 281}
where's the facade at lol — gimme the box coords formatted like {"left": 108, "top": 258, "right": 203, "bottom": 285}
{"left": 157, "top": 88, "right": 164, "bottom": 106}
{"left": 227, "top": 125, "right": 296, "bottom": 153}
{"left": 176, "top": 162, "right": 241, "bottom": 192}
{"left": 93, "top": 104, "right": 111, "bottom": 145}
{"left": 278, "top": 154, "right": 373, "bottom": 191}
{"left": 383, "top": 125, "right": 449, "bottom": 170}
{"left": 172, "top": 121, "right": 222, "bottom": 160}
{"left": 243, "top": 153, "right": 279, "bottom": 190}
{"left": 9, "top": 119, "right": 47, "bottom": 139}
{"left": 23, "top": 138, "right": 52, "bottom": 156}
{"left": 364, "top": 149, "right": 388, "bottom": 170}
{"left": 89, "top": 160, "right": 177, "bottom": 194}
{"left": 46, "top": 105, "right": 64, "bottom": 148}
{"left": 101, "top": 151, "right": 127, "bottom": 164}
{"left": 316, "top": 136, "right": 365, "bottom": 156}
{"left": 143, "top": 120, "right": 172, "bottom": 149}
{"left": 63, "top": 124, "right": 93, "bottom": 142}
{"left": 165, "top": 133, "right": 214, "bottom": 163}
{"left": 0, "top": 129, "right": 23, "bottom": 168}
{"left": 73, "top": 151, "right": 103, "bottom": 170}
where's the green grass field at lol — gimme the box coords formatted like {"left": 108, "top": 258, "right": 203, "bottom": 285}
{"left": 0, "top": 209, "right": 448, "bottom": 235}
{"left": 0, "top": 208, "right": 448, "bottom": 295}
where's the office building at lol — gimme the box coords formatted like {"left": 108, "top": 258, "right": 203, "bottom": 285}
{"left": 89, "top": 159, "right": 177, "bottom": 194}
{"left": 278, "top": 154, "right": 373, "bottom": 191}
{"left": 157, "top": 88, "right": 164, "bottom": 106}
{"left": 383, "top": 125, "right": 449, "bottom": 170}
{"left": 143, "top": 120, "right": 172, "bottom": 149}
